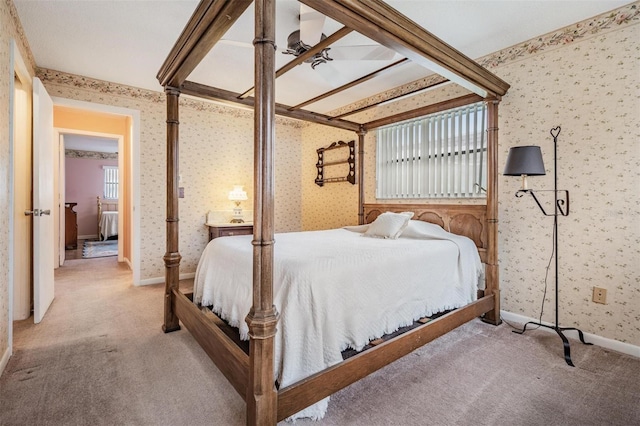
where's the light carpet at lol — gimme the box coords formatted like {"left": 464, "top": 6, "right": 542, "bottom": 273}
{"left": 0, "top": 257, "right": 638, "bottom": 425}
{"left": 82, "top": 240, "right": 118, "bottom": 259}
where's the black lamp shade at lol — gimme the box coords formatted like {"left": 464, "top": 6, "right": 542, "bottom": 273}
{"left": 503, "top": 146, "right": 546, "bottom": 176}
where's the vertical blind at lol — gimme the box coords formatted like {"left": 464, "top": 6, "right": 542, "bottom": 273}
{"left": 103, "top": 166, "right": 118, "bottom": 199}
{"left": 376, "top": 102, "right": 487, "bottom": 199}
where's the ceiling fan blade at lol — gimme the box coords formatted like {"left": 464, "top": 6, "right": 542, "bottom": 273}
{"left": 299, "top": 4, "right": 325, "bottom": 46}
{"left": 329, "top": 45, "right": 399, "bottom": 61}
{"left": 220, "top": 39, "right": 287, "bottom": 53}
{"left": 312, "top": 61, "right": 344, "bottom": 86}
{"left": 219, "top": 39, "right": 253, "bottom": 49}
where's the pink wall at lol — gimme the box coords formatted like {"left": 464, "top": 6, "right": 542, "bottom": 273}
{"left": 66, "top": 157, "right": 117, "bottom": 237}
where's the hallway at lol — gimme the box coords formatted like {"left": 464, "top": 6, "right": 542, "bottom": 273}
{"left": 0, "top": 257, "right": 242, "bottom": 426}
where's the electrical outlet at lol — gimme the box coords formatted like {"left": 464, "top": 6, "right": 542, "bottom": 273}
{"left": 592, "top": 287, "right": 607, "bottom": 304}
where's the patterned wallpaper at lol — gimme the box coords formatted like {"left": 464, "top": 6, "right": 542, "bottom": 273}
{"left": 496, "top": 21, "right": 639, "bottom": 346}
{"left": 303, "top": 3, "right": 640, "bottom": 345}
{"left": 37, "top": 69, "right": 303, "bottom": 280}
{"left": 0, "top": 0, "right": 35, "bottom": 362}
{"left": 301, "top": 125, "right": 359, "bottom": 230}
{"left": 65, "top": 149, "right": 118, "bottom": 160}
{"left": 1, "top": 1, "right": 637, "bottom": 357}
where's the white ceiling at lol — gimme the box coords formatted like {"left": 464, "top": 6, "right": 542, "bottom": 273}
{"left": 64, "top": 134, "right": 118, "bottom": 153}
{"left": 15, "top": 1, "right": 630, "bottom": 113}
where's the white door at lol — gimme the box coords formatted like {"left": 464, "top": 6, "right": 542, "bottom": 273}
{"left": 32, "top": 77, "right": 55, "bottom": 324}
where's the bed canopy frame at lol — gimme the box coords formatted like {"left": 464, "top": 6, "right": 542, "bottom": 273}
{"left": 157, "top": 1, "right": 509, "bottom": 424}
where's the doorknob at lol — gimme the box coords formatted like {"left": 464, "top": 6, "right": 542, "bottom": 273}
{"left": 24, "top": 209, "right": 51, "bottom": 216}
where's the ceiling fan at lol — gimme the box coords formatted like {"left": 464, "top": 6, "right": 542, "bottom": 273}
{"left": 283, "top": 29, "right": 331, "bottom": 69}
{"left": 282, "top": 5, "right": 330, "bottom": 69}
{"left": 282, "top": 4, "right": 397, "bottom": 69}
{"left": 220, "top": 4, "right": 398, "bottom": 70}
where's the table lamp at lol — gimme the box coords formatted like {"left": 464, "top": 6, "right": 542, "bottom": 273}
{"left": 228, "top": 185, "right": 248, "bottom": 223}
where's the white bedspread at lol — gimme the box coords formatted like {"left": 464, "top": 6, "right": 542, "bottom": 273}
{"left": 100, "top": 211, "right": 118, "bottom": 241}
{"left": 193, "top": 220, "right": 483, "bottom": 420}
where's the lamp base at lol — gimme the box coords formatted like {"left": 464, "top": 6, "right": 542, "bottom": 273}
{"left": 231, "top": 206, "right": 244, "bottom": 223}
{"left": 513, "top": 321, "right": 592, "bottom": 366}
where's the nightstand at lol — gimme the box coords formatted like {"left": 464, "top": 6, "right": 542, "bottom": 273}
{"left": 207, "top": 223, "right": 254, "bottom": 241}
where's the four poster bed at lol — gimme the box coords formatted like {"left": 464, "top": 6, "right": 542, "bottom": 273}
{"left": 157, "top": 1, "right": 510, "bottom": 424}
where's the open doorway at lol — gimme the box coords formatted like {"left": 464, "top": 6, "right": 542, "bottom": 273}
{"left": 52, "top": 104, "right": 136, "bottom": 274}
{"left": 60, "top": 133, "right": 121, "bottom": 262}
{"left": 7, "top": 66, "right": 141, "bottom": 370}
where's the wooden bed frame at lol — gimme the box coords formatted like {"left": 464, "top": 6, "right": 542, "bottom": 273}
{"left": 157, "top": 1, "right": 509, "bottom": 424}
{"left": 364, "top": 203, "right": 489, "bottom": 263}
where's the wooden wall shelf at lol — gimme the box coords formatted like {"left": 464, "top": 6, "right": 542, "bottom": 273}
{"left": 315, "top": 140, "right": 356, "bottom": 187}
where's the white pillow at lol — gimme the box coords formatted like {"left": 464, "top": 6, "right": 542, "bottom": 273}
{"left": 400, "top": 219, "right": 448, "bottom": 239}
{"left": 363, "top": 211, "right": 414, "bottom": 239}
{"left": 342, "top": 224, "right": 370, "bottom": 233}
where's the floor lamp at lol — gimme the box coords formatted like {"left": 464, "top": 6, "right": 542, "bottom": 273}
{"left": 503, "top": 126, "right": 592, "bottom": 367}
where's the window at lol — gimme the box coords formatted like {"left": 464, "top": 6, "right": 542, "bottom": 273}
{"left": 103, "top": 166, "right": 118, "bottom": 199}
{"left": 376, "top": 102, "right": 487, "bottom": 199}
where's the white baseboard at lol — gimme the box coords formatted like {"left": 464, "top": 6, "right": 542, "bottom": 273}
{"left": 78, "top": 234, "right": 98, "bottom": 240}
{"left": 0, "top": 346, "right": 11, "bottom": 377}
{"left": 501, "top": 311, "right": 640, "bottom": 358}
{"left": 138, "top": 272, "right": 195, "bottom": 287}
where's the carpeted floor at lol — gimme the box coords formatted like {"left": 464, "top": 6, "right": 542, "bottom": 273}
{"left": 82, "top": 240, "right": 118, "bottom": 259}
{"left": 1, "top": 257, "right": 638, "bottom": 425}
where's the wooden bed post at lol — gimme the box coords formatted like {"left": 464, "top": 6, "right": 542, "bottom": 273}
{"left": 357, "top": 126, "right": 366, "bottom": 225}
{"left": 483, "top": 99, "right": 501, "bottom": 325}
{"left": 163, "top": 86, "right": 182, "bottom": 333}
{"left": 245, "top": 0, "right": 279, "bottom": 424}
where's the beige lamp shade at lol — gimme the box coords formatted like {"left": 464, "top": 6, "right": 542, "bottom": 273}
{"left": 228, "top": 185, "right": 248, "bottom": 202}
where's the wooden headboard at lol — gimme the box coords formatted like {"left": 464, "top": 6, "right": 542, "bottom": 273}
{"left": 97, "top": 196, "right": 118, "bottom": 213}
{"left": 363, "top": 203, "right": 488, "bottom": 263}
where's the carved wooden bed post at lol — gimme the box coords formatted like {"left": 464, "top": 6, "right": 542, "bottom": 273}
{"left": 155, "top": 1, "right": 511, "bottom": 422}
{"left": 163, "top": 86, "right": 182, "bottom": 333}
{"left": 483, "top": 99, "right": 501, "bottom": 325}
{"left": 357, "top": 126, "right": 366, "bottom": 225}
{"left": 245, "top": 0, "right": 279, "bottom": 424}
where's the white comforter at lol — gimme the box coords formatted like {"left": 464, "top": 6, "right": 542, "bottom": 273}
{"left": 193, "top": 220, "right": 483, "bottom": 420}
{"left": 100, "top": 211, "right": 118, "bottom": 241}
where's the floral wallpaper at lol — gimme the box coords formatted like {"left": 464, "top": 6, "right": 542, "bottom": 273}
{"left": 476, "top": 2, "right": 639, "bottom": 70}
{"left": 301, "top": 125, "right": 359, "bottom": 230}
{"left": 303, "top": 3, "right": 640, "bottom": 345}
{"left": 0, "top": 0, "right": 35, "bottom": 364}
{"left": 38, "top": 69, "right": 303, "bottom": 281}
{"left": 1, "top": 0, "right": 637, "bottom": 362}
{"left": 496, "top": 21, "right": 639, "bottom": 346}
{"left": 65, "top": 149, "right": 118, "bottom": 160}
